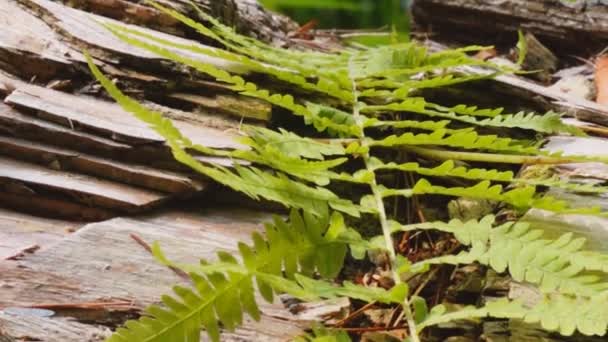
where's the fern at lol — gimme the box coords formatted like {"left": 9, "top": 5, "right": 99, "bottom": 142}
{"left": 86, "top": 4, "right": 608, "bottom": 340}
{"left": 109, "top": 209, "right": 405, "bottom": 342}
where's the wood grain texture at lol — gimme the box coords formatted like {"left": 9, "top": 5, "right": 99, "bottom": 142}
{"left": 0, "top": 135, "right": 206, "bottom": 194}
{"left": 0, "top": 208, "right": 80, "bottom": 259}
{"left": 0, "top": 0, "right": 83, "bottom": 81}
{"left": 412, "top": 0, "right": 608, "bottom": 54}
{"left": 0, "top": 312, "right": 111, "bottom": 342}
{"left": 0, "top": 207, "right": 305, "bottom": 341}
{"left": 22, "top": 0, "right": 248, "bottom": 74}
{"left": 52, "top": 0, "right": 298, "bottom": 45}
{"left": 0, "top": 156, "right": 167, "bottom": 211}
{"left": 4, "top": 85, "right": 243, "bottom": 150}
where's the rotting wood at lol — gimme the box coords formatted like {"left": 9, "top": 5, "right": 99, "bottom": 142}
{"left": 54, "top": 0, "right": 298, "bottom": 46}
{"left": 4, "top": 85, "right": 243, "bottom": 149}
{"left": 0, "top": 0, "right": 84, "bottom": 82}
{"left": 0, "top": 156, "right": 167, "bottom": 213}
{"left": 0, "top": 0, "right": 275, "bottom": 126}
{"left": 0, "top": 208, "right": 80, "bottom": 259}
{"left": 0, "top": 135, "right": 206, "bottom": 194}
{"left": 422, "top": 40, "right": 608, "bottom": 128}
{"left": 0, "top": 192, "right": 117, "bottom": 221}
{"left": 0, "top": 207, "right": 306, "bottom": 341}
{"left": 0, "top": 312, "right": 111, "bottom": 342}
{"left": 21, "top": 0, "right": 248, "bottom": 75}
{"left": 0, "top": 102, "right": 134, "bottom": 156}
{"left": 412, "top": 0, "right": 608, "bottom": 56}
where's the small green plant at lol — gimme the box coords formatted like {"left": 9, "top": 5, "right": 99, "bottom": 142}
{"left": 88, "top": 2, "right": 608, "bottom": 341}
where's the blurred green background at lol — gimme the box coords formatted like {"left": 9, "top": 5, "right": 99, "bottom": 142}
{"left": 260, "top": 0, "right": 410, "bottom": 32}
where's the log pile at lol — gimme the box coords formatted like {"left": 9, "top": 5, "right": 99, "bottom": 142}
{"left": 0, "top": 0, "right": 283, "bottom": 221}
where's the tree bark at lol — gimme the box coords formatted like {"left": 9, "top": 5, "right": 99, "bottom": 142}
{"left": 412, "top": 0, "right": 608, "bottom": 56}
{"left": 55, "top": 0, "right": 298, "bottom": 45}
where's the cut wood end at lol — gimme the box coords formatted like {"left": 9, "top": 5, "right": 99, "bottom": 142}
{"left": 594, "top": 55, "right": 608, "bottom": 106}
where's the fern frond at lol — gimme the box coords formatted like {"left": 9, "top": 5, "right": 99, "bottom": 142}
{"left": 371, "top": 159, "right": 514, "bottom": 182}
{"left": 242, "top": 127, "right": 346, "bottom": 160}
{"left": 369, "top": 129, "right": 537, "bottom": 154}
{"left": 104, "top": 27, "right": 358, "bottom": 136}
{"left": 87, "top": 54, "right": 360, "bottom": 217}
{"left": 418, "top": 298, "right": 526, "bottom": 330}
{"left": 365, "top": 118, "right": 451, "bottom": 131}
{"left": 109, "top": 209, "right": 382, "bottom": 342}
{"left": 362, "top": 100, "right": 581, "bottom": 135}
{"left": 522, "top": 292, "right": 608, "bottom": 336}
{"left": 411, "top": 218, "right": 608, "bottom": 297}
{"left": 105, "top": 23, "right": 353, "bottom": 102}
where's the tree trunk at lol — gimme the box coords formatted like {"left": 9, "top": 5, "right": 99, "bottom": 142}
{"left": 412, "top": 0, "right": 608, "bottom": 56}
{"left": 53, "top": 0, "right": 298, "bottom": 45}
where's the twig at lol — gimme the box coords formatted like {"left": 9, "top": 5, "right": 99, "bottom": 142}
{"left": 29, "top": 300, "right": 135, "bottom": 311}
{"left": 5, "top": 245, "right": 40, "bottom": 260}
{"left": 130, "top": 233, "right": 190, "bottom": 281}
{"left": 333, "top": 301, "right": 377, "bottom": 327}
{"left": 340, "top": 325, "right": 409, "bottom": 333}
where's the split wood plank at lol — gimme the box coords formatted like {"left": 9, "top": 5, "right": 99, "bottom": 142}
{"left": 0, "top": 0, "right": 84, "bottom": 82}
{"left": 0, "top": 135, "right": 206, "bottom": 194}
{"left": 0, "top": 156, "right": 167, "bottom": 212}
{"left": 0, "top": 102, "right": 237, "bottom": 172}
{"left": 0, "top": 207, "right": 305, "bottom": 341}
{"left": 0, "top": 208, "right": 81, "bottom": 260}
{"left": 0, "top": 192, "right": 117, "bottom": 222}
{"left": 22, "top": 0, "right": 248, "bottom": 75}
{"left": 4, "top": 85, "right": 243, "bottom": 149}
{"left": 0, "top": 102, "right": 134, "bottom": 155}
{"left": 0, "top": 3, "right": 271, "bottom": 127}
{"left": 52, "top": 0, "right": 298, "bottom": 45}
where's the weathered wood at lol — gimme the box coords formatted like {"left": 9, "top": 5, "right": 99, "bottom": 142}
{"left": 0, "top": 192, "right": 116, "bottom": 221}
{"left": 168, "top": 93, "right": 272, "bottom": 121}
{"left": 412, "top": 0, "right": 608, "bottom": 55}
{"left": 0, "top": 207, "right": 305, "bottom": 341}
{"left": 422, "top": 40, "right": 608, "bottom": 128}
{"left": 0, "top": 0, "right": 84, "bottom": 82}
{"left": 0, "top": 312, "right": 110, "bottom": 342}
{"left": 0, "top": 102, "right": 134, "bottom": 155}
{"left": 0, "top": 135, "right": 206, "bottom": 194}
{"left": 0, "top": 1, "right": 274, "bottom": 127}
{"left": 0, "top": 156, "right": 167, "bottom": 213}
{"left": 4, "top": 85, "right": 243, "bottom": 149}
{"left": 0, "top": 208, "right": 80, "bottom": 259}
{"left": 55, "top": 0, "right": 298, "bottom": 45}
{"left": 22, "top": 0, "right": 247, "bottom": 75}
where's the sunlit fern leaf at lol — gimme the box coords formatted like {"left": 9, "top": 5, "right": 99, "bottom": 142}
{"left": 242, "top": 126, "right": 346, "bottom": 160}
{"left": 523, "top": 292, "right": 608, "bottom": 336}
{"left": 87, "top": 54, "right": 360, "bottom": 218}
{"left": 105, "top": 23, "right": 353, "bottom": 102}
{"left": 362, "top": 100, "right": 582, "bottom": 135}
{"left": 103, "top": 26, "right": 357, "bottom": 136}
{"left": 418, "top": 298, "right": 527, "bottom": 330}
{"left": 412, "top": 218, "right": 608, "bottom": 297}
{"left": 369, "top": 129, "right": 538, "bottom": 154}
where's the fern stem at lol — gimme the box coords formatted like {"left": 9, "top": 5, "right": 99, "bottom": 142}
{"left": 404, "top": 146, "right": 584, "bottom": 165}
{"left": 349, "top": 57, "right": 421, "bottom": 342}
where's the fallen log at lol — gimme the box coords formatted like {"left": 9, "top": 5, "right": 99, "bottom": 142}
{"left": 55, "top": 0, "right": 299, "bottom": 45}
{"left": 412, "top": 0, "right": 608, "bottom": 56}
